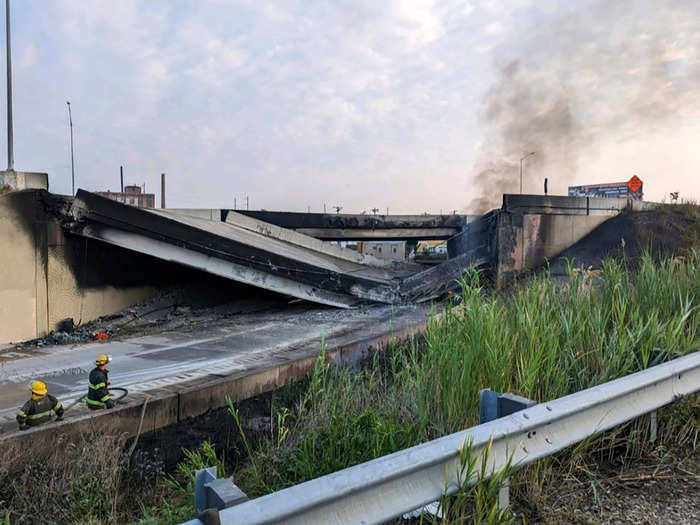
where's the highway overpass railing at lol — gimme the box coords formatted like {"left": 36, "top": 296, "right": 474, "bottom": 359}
{"left": 182, "top": 350, "right": 700, "bottom": 525}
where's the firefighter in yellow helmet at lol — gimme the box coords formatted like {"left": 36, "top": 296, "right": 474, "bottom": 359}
{"left": 16, "top": 380, "right": 64, "bottom": 430}
{"left": 87, "top": 354, "right": 115, "bottom": 410}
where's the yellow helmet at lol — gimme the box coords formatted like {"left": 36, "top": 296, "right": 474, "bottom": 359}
{"left": 30, "top": 380, "right": 47, "bottom": 396}
{"left": 95, "top": 354, "right": 112, "bottom": 366}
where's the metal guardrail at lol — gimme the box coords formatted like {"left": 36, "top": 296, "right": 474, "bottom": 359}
{"left": 183, "top": 351, "right": 700, "bottom": 525}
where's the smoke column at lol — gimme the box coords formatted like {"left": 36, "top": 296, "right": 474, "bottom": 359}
{"left": 469, "top": 0, "right": 700, "bottom": 212}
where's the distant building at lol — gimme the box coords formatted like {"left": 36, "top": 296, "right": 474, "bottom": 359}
{"left": 416, "top": 240, "right": 447, "bottom": 256}
{"left": 96, "top": 185, "right": 155, "bottom": 208}
{"left": 568, "top": 175, "right": 643, "bottom": 200}
{"left": 357, "top": 241, "right": 406, "bottom": 261}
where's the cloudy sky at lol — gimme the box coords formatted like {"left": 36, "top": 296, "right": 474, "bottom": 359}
{"left": 5, "top": 1, "right": 700, "bottom": 212}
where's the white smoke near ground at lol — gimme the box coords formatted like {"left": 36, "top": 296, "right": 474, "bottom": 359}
{"left": 469, "top": 0, "right": 700, "bottom": 213}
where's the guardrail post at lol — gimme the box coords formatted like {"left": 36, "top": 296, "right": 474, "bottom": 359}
{"left": 194, "top": 467, "right": 248, "bottom": 524}
{"left": 478, "top": 389, "right": 500, "bottom": 424}
{"left": 479, "top": 389, "right": 536, "bottom": 511}
{"left": 649, "top": 410, "right": 657, "bottom": 443}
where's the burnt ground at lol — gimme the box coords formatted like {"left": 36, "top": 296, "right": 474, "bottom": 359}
{"left": 546, "top": 206, "right": 699, "bottom": 276}
{"left": 7, "top": 276, "right": 304, "bottom": 352}
{"left": 127, "top": 393, "right": 274, "bottom": 484}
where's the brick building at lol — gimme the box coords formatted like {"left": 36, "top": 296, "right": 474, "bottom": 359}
{"left": 96, "top": 185, "right": 155, "bottom": 208}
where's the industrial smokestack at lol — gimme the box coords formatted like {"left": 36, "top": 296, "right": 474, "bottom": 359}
{"left": 544, "top": 178, "right": 548, "bottom": 195}
{"left": 161, "top": 173, "right": 166, "bottom": 209}
{"left": 120, "top": 166, "right": 124, "bottom": 192}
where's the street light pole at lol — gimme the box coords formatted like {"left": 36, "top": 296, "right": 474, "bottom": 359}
{"left": 5, "top": 0, "right": 13, "bottom": 171}
{"left": 519, "top": 151, "right": 535, "bottom": 194}
{"left": 67, "top": 101, "right": 75, "bottom": 195}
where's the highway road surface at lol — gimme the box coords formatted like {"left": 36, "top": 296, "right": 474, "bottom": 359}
{"left": 0, "top": 303, "right": 431, "bottom": 431}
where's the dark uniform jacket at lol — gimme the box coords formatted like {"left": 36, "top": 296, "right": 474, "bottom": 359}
{"left": 87, "top": 367, "right": 113, "bottom": 409}
{"left": 17, "top": 394, "right": 63, "bottom": 429}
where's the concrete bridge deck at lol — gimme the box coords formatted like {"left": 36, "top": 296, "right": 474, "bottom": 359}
{"left": 236, "top": 210, "right": 475, "bottom": 240}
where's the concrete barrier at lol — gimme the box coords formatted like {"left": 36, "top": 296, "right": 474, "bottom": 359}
{"left": 0, "top": 170, "right": 48, "bottom": 192}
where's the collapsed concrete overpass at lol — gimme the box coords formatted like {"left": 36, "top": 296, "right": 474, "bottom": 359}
{"left": 65, "top": 190, "right": 487, "bottom": 308}
{"left": 0, "top": 192, "right": 673, "bottom": 454}
{"left": 0, "top": 188, "right": 655, "bottom": 345}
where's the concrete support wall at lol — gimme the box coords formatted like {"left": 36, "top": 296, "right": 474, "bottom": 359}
{"left": 0, "top": 190, "right": 168, "bottom": 344}
{"left": 495, "top": 212, "right": 611, "bottom": 285}
{"left": 0, "top": 170, "right": 49, "bottom": 192}
{"left": 0, "top": 191, "right": 48, "bottom": 342}
{"left": 491, "top": 195, "right": 660, "bottom": 285}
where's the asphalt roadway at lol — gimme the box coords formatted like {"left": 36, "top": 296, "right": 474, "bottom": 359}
{"left": 0, "top": 303, "right": 432, "bottom": 432}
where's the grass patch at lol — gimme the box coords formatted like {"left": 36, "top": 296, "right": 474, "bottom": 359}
{"left": 0, "top": 432, "right": 127, "bottom": 525}
{"left": 229, "top": 251, "right": 699, "bottom": 518}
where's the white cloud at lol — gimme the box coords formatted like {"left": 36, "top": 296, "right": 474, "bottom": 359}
{"left": 3, "top": 0, "right": 699, "bottom": 212}
{"left": 484, "top": 21, "right": 505, "bottom": 35}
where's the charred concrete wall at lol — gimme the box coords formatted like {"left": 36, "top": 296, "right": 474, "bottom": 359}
{"left": 492, "top": 195, "right": 653, "bottom": 285}
{"left": 446, "top": 211, "right": 499, "bottom": 258}
{"left": 0, "top": 191, "right": 49, "bottom": 343}
{"left": 44, "top": 222, "right": 158, "bottom": 333}
{"left": 495, "top": 212, "right": 611, "bottom": 284}
{"left": 0, "top": 190, "right": 191, "bottom": 344}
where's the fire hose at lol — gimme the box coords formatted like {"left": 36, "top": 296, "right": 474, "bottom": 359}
{"left": 63, "top": 387, "right": 129, "bottom": 413}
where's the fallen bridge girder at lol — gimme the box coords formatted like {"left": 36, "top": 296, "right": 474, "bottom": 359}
{"left": 78, "top": 223, "right": 360, "bottom": 308}
{"left": 69, "top": 191, "right": 406, "bottom": 306}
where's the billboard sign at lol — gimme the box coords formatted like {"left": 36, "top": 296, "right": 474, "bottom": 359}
{"left": 568, "top": 176, "right": 644, "bottom": 200}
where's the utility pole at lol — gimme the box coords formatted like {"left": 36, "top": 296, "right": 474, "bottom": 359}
{"left": 234, "top": 197, "right": 236, "bottom": 210}
{"left": 67, "top": 101, "right": 75, "bottom": 195}
{"left": 160, "top": 173, "right": 166, "bottom": 208}
{"left": 519, "top": 152, "right": 535, "bottom": 194}
{"left": 245, "top": 195, "right": 249, "bottom": 210}
{"left": 5, "top": 0, "right": 13, "bottom": 171}
{"left": 120, "top": 165, "right": 124, "bottom": 192}
{"left": 323, "top": 203, "right": 326, "bottom": 213}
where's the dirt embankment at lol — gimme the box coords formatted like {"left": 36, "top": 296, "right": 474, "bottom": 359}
{"left": 547, "top": 205, "right": 699, "bottom": 275}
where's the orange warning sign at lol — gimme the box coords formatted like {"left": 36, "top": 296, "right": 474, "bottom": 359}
{"left": 627, "top": 175, "right": 643, "bottom": 193}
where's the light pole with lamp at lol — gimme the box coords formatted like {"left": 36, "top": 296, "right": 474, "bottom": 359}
{"left": 67, "top": 101, "right": 75, "bottom": 195}
{"left": 519, "top": 151, "right": 535, "bottom": 194}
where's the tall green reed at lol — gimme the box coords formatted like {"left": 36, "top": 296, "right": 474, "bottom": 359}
{"left": 232, "top": 251, "right": 699, "bottom": 509}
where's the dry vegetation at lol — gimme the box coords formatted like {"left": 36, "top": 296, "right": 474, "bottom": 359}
{"left": 0, "top": 431, "right": 127, "bottom": 524}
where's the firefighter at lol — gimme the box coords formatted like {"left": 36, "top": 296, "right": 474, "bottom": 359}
{"left": 16, "top": 380, "right": 64, "bottom": 430}
{"left": 87, "top": 354, "right": 115, "bottom": 410}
